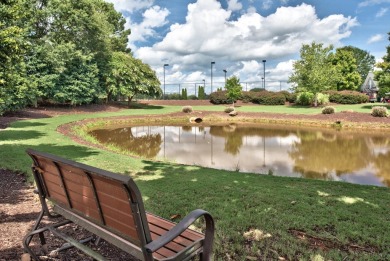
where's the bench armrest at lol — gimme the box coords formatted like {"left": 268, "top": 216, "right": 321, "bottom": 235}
{"left": 145, "top": 209, "right": 214, "bottom": 257}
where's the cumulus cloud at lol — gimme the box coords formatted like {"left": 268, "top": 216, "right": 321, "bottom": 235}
{"left": 105, "top": 0, "right": 154, "bottom": 13}
{"left": 133, "top": 0, "right": 357, "bottom": 85}
{"left": 227, "top": 0, "right": 243, "bottom": 11}
{"left": 368, "top": 34, "right": 384, "bottom": 44}
{"left": 376, "top": 7, "right": 388, "bottom": 17}
{"left": 126, "top": 6, "right": 170, "bottom": 50}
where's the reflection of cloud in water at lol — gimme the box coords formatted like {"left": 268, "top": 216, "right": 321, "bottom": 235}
{"left": 91, "top": 125, "right": 390, "bottom": 187}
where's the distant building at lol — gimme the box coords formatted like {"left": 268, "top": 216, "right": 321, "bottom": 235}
{"left": 360, "top": 71, "right": 379, "bottom": 102}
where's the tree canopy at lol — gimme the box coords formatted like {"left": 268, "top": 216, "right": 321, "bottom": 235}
{"left": 0, "top": 0, "right": 160, "bottom": 115}
{"left": 332, "top": 49, "right": 362, "bottom": 91}
{"left": 289, "top": 42, "right": 339, "bottom": 105}
{"left": 225, "top": 76, "right": 242, "bottom": 107}
{"left": 375, "top": 32, "right": 390, "bottom": 97}
{"left": 338, "top": 46, "right": 375, "bottom": 81}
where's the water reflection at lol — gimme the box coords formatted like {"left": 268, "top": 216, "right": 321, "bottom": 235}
{"left": 89, "top": 124, "right": 390, "bottom": 187}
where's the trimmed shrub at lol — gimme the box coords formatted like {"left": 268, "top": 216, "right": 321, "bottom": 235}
{"left": 182, "top": 106, "right": 193, "bottom": 113}
{"left": 249, "top": 88, "right": 264, "bottom": 92}
{"left": 188, "top": 95, "right": 198, "bottom": 100}
{"left": 324, "top": 90, "right": 368, "bottom": 104}
{"left": 224, "top": 107, "right": 235, "bottom": 113}
{"left": 322, "top": 106, "right": 335, "bottom": 114}
{"left": 317, "top": 93, "right": 330, "bottom": 105}
{"left": 209, "top": 90, "right": 232, "bottom": 104}
{"left": 251, "top": 91, "right": 286, "bottom": 105}
{"left": 229, "top": 110, "right": 238, "bottom": 116}
{"left": 371, "top": 106, "right": 388, "bottom": 117}
{"left": 296, "top": 92, "right": 314, "bottom": 106}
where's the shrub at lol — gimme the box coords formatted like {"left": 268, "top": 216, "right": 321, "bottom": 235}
{"left": 209, "top": 90, "right": 232, "bottom": 104}
{"left": 224, "top": 107, "right": 235, "bottom": 113}
{"left": 371, "top": 106, "right": 388, "bottom": 117}
{"left": 229, "top": 110, "right": 238, "bottom": 116}
{"left": 249, "top": 88, "right": 264, "bottom": 92}
{"left": 188, "top": 95, "right": 198, "bottom": 100}
{"left": 324, "top": 90, "right": 368, "bottom": 104}
{"left": 182, "top": 106, "right": 193, "bottom": 113}
{"left": 250, "top": 91, "right": 286, "bottom": 105}
{"left": 296, "top": 92, "right": 314, "bottom": 106}
{"left": 317, "top": 93, "right": 330, "bottom": 105}
{"left": 322, "top": 106, "right": 335, "bottom": 114}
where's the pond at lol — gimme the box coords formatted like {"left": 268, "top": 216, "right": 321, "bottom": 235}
{"left": 89, "top": 124, "right": 390, "bottom": 187}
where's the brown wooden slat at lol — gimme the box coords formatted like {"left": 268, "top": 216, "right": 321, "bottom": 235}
{"left": 152, "top": 251, "right": 167, "bottom": 259}
{"left": 150, "top": 232, "right": 186, "bottom": 252}
{"left": 99, "top": 202, "right": 135, "bottom": 227}
{"left": 104, "top": 215, "right": 140, "bottom": 240}
{"left": 147, "top": 213, "right": 204, "bottom": 241}
{"left": 92, "top": 176, "right": 128, "bottom": 200}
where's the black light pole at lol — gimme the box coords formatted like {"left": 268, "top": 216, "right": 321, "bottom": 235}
{"left": 262, "top": 59, "right": 266, "bottom": 90}
{"left": 163, "top": 64, "right": 169, "bottom": 99}
{"left": 211, "top": 61, "right": 215, "bottom": 93}
{"left": 223, "top": 69, "right": 227, "bottom": 86}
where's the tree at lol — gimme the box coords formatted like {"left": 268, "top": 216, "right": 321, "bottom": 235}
{"left": 289, "top": 42, "right": 339, "bottom": 106}
{"left": 338, "top": 46, "right": 376, "bottom": 81}
{"left": 332, "top": 49, "right": 362, "bottom": 91}
{"left": 225, "top": 76, "right": 242, "bottom": 107}
{"left": 0, "top": 0, "right": 39, "bottom": 115}
{"left": 376, "top": 32, "right": 390, "bottom": 97}
{"left": 105, "top": 52, "right": 161, "bottom": 107}
{"left": 181, "top": 88, "right": 187, "bottom": 100}
{"left": 198, "top": 86, "right": 205, "bottom": 99}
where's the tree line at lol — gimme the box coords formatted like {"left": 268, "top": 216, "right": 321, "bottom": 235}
{"left": 289, "top": 36, "right": 390, "bottom": 105}
{"left": 0, "top": 0, "right": 161, "bottom": 115}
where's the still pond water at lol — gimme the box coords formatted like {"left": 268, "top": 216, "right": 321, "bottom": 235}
{"left": 89, "top": 124, "right": 390, "bottom": 187}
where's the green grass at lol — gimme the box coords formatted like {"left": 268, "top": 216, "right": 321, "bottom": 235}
{"left": 1, "top": 104, "right": 389, "bottom": 260}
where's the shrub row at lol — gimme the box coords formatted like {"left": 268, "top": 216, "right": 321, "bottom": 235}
{"left": 324, "top": 90, "right": 368, "bottom": 104}
{"left": 210, "top": 90, "right": 287, "bottom": 105}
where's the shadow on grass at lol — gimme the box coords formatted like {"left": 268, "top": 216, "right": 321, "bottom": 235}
{"left": 10, "top": 121, "right": 48, "bottom": 128}
{"left": 0, "top": 130, "right": 46, "bottom": 141}
{"left": 116, "top": 101, "right": 165, "bottom": 110}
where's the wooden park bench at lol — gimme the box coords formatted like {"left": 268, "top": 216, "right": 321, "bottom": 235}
{"left": 23, "top": 149, "right": 215, "bottom": 260}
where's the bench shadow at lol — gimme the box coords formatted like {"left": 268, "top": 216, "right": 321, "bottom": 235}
{"left": 0, "top": 130, "right": 46, "bottom": 141}
{"left": 9, "top": 121, "right": 48, "bottom": 128}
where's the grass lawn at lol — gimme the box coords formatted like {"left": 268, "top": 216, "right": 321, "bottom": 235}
{"left": 0, "top": 104, "right": 389, "bottom": 260}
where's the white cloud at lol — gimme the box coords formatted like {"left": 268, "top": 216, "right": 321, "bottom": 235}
{"left": 104, "top": 0, "right": 154, "bottom": 13}
{"left": 368, "top": 34, "right": 384, "bottom": 44}
{"left": 262, "top": 0, "right": 273, "bottom": 10}
{"left": 376, "top": 7, "right": 388, "bottom": 17}
{"left": 358, "top": 0, "right": 390, "bottom": 7}
{"left": 135, "top": 1, "right": 357, "bottom": 84}
{"left": 227, "top": 0, "right": 243, "bottom": 11}
{"left": 126, "top": 6, "right": 170, "bottom": 50}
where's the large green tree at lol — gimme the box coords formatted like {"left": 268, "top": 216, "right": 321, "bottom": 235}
{"left": 225, "top": 76, "right": 242, "bottom": 107}
{"left": 376, "top": 32, "right": 390, "bottom": 97}
{"left": 332, "top": 49, "right": 362, "bottom": 91}
{"left": 105, "top": 52, "right": 161, "bottom": 106}
{"left": 0, "top": 0, "right": 35, "bottom": 115}
{"left": 289, "top": 42, "right": 339, "bottom": 106}
{"left": 338, "top": 46, "right": 376, "bottom": 81}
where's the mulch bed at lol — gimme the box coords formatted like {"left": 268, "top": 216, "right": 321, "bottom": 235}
{"left": 0, "top": 101, "right": 389, "bottom": 260}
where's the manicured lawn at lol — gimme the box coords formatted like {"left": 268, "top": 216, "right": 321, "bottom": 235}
{"left": 0, "top": 105, "right": 389, "bottom": 260}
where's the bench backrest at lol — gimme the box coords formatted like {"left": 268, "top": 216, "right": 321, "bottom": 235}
{"left": 26, "top": 149, "right": 152, "bottom": 249}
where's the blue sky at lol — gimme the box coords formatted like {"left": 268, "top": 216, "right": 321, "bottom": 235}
{"left": 105, "top": 0, "right": 390, "bottom": 92}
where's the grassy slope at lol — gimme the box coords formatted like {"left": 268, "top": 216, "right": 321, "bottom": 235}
{"left": 0, "top": 104, "right": 389, "bottom": 260}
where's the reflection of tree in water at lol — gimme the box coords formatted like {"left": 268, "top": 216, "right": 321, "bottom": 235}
{"left": 290, "top": 130, "right": 372, "bottom": 180}
{"left": 373, "top": 152, "right": 390, "bottom": 187}
{"left": 90, "top": 127, "right": 162, "bottom": 158}
{"left": 210, "top": 125, "right": 293, "bottom": 156}
{"left": 182, "top": 125, "right": 192, "bottom": 132}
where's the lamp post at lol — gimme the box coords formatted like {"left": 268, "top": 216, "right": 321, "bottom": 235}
{"left": 262, "top": 59, "right": 266, "bottom": 90}
{"left": 202, "top": 79, "right": 205, "bottom": 89}
{"left": 211, "top": 62, "right": 215, "bottom": 93}
{"left": 223, "top": 69, "right": 227, "bottom": 86}
{"left": 163, "top": 64, "right": 169, "bottom": 99}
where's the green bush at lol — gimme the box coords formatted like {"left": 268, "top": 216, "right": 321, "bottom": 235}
{"left": 250, "top": 91, "right": 286, "bottom": 105}
{"left": 182, "top": 106, "right": 193, "bottom": 113}
{"left": 324, "top": 90, "right": 368, "bottom": 104}
{"left": 296, "top": 92, "right": 314, "bottom": 106}
{"left": 209, "top": 91, "right": 232, "bottom": 104}
{"left": 164, "top": 93, "right": 182, "bottom": 100}
{"left": 188, "top": 95, "right": 198, "bottom": 100}
{"left": 317, "top": 93, "right": 330, "bottom": 105}
{"left": 322, "top": 106, "right": 335, "bottom": 114}
{"left": 249, "top": 88, "right": 264, "bottom": 92}
{"left": 371, "top": 106, "right": 388, "bottom": 117}
{"left": 224, "top": 107, "right": 235, "bottom": 113}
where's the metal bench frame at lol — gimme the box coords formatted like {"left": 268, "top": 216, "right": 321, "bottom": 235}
{"left": 23, "top": 149, "right": 214, "bottom": 261}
